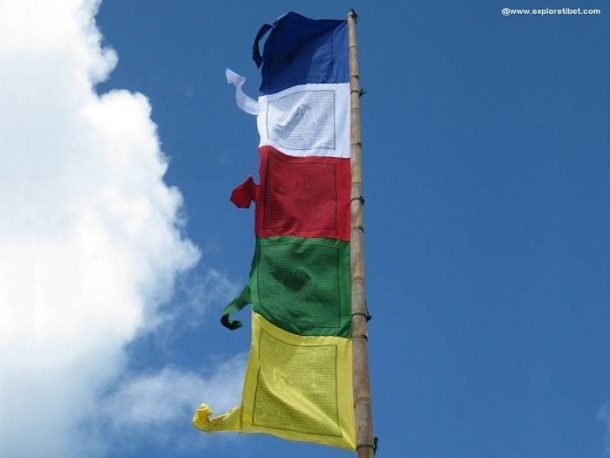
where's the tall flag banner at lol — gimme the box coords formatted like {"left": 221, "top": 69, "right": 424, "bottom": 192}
{"left": 193, "top": 12, "right": 356, "bottom": 450}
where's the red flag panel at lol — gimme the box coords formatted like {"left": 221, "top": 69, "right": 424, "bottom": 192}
{"left": 255, "top": 146, "right": 350, "bottom": 241}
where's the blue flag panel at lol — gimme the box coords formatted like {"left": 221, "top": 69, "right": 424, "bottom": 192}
{"left": 254, "top": 12, "right": 349, "bottom": 95}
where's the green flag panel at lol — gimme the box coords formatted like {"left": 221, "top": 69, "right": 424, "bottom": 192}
{"left": 253, "top": 236, "right": 351, "bottom": 336}
{"left": 223, "top": 236, "right": 351, "bottom": 337}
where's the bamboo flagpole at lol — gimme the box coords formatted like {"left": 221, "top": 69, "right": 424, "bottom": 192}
{"left": 347, "top": 10, "right": 375, "bottom": 458}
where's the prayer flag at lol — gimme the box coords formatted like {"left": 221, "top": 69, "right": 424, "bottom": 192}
{"left": 193, "top": 12, "right": 356, "bottom": 450}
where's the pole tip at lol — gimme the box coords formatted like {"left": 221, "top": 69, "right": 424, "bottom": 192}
{"left": 347, "top": 8, "right": 359, "bottom": 21}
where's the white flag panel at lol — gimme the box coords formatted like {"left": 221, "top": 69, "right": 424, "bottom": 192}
{"left": 257, "top": 83, "right": 350, "bottom": 158}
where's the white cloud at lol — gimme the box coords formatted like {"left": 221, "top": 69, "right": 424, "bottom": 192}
{"left": 180, "top": 268, "right": 241, "bottom": 326}
{"left": 599, "top": 404, "right": 610, "bottom": 457}
{"left": 0, "top": 0, "right": 233, "bottom": 456}
{"left": 100, "top": 354, "right": 247, "bottom": 449}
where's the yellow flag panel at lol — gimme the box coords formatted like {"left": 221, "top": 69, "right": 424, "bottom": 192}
{"left": 193, "top": 312, "right": 355, "bottom": 450}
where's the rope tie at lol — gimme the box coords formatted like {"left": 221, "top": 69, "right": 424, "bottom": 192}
{"left": 351, "top": 195, "right": 365, "bottom": 205}
{"left": 351, "top": 312, "right": 372, "bottom": 322}
{"left": 356, "top": 437, "right": 378, "bottom": 455}
{"left": 351, "top": 300, "right": 373, "bottom": 322}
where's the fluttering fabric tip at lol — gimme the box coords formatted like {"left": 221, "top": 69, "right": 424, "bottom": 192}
{"left": 226, "top": 68, "right": 259, "bottom": 115}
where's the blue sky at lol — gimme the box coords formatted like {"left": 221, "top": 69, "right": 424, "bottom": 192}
{"left": 2, "top": 1, "right": 609, "bottom": 457}
{"left": 94, "top": 1, "right": 610, "bottom": 456}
